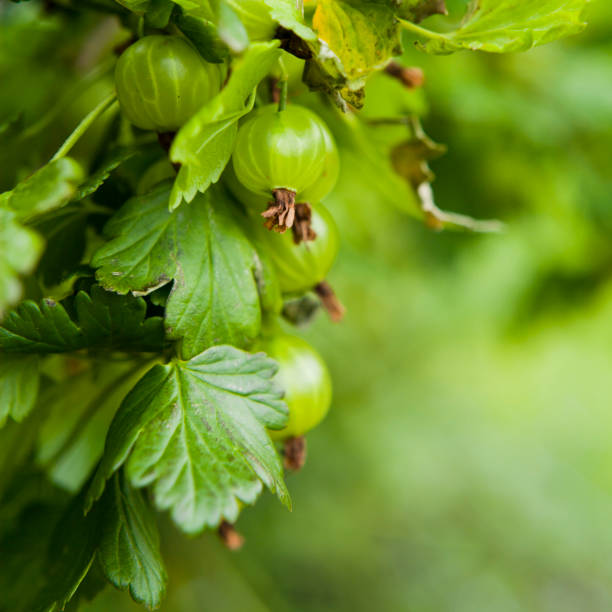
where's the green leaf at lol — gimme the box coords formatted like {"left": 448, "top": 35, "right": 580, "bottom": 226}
{"left": 39, "top": 498, "right": 101, "bottom": 612}
{"left": 91, "top": 185, "right": 177, "bottom": 295}
{"left": 173, "top": 0, "right": 249, "bottom": 52}
{"left": 217, "top": 0, "right": 250, "bottom": 52}
{"left": 0, "top": 354, "right": 40, "bottom": 427}
{"left": 93, "top": 184, "right": 265, "bottom": 358}
{"left": 145, "top": 0, "right": 175, "bottom": 27}
{"left": 114, "top": 0, "right": 150, "bottom": 12}
{"left": 303, "top": 56, "right": 365, "bottom": 110}
{"left": 99, "top": 473, "right": 167, "bottom": 608}
{"left": 1, "top": 157, "right": 84, "bottom": 221}
{"left": 169, "top": 41, "right": 281, "bottom": 210}
{"left": 174, "top": 12, "right": 230, "bottom": 63}
{"left": 264, "top": 0, "right": 317, "bottom": 41}
{"left": 73, "top": 147, "right": 140, "bottom": 202}
{"left": 1, "top": 463, "right": 162, "bottom": 611}
{"left": 0, "top": 418, "right": 46, "bottom": 502}
{"left": 403, "top": 0, "right": 590, "bottom": 54}
{"left": 87, "top": 346, "right": 289, "bottom": 534}
{"left": 0, "top": 469, "right": 62, "bottom": 543}
{"left": 0, "top": 299, "right": 82, "bottom": 353}
{"left": 74, "top": 286, "right": 165, "bottom": 352}
{"left": 63, "top": 560, "right": 109, "bottom": 612}
{"left": 36, "top": 360, "right": 151, "bottom": 492}
{"left": 0, "top": 495, "right": 102, "bottom": 612}
{"left": 31, "top": 206, "right": 89, "bottom": 287}
{"left": 303, "top": 0, "right": 402, "bottom": 108}
{"left": 313, "top": 0, "right": 402, "bottom": 82}
{"left": 0, "top": 503, "right": 66, "bottom": 612}
{"left": 0, "top": 287, "right": 165, "bottom": 353}
{"left": 0, "top": 209, "right": 44, "bottom": 318}
{"left": 162, "top": 190, "right": 263, "bottom": 358}
{"left": 171, "top": 0, "right": 215, "bottom": 18}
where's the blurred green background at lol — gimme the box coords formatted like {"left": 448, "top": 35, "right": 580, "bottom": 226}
{"left": 3, "top": 1, "right": 612, "bottom": 610}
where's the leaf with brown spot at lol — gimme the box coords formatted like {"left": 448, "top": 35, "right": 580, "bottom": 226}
{"left": 305, "top": 0, "right": 403, "bottom": 108}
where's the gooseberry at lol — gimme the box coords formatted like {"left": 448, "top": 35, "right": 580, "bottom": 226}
{"left": 255, "top": 203, "right": 339, "bottom": 295}
{"left": 115, "top": 35, "right": 224, "bottom": 132}
{"left": 231, "top": 104, "right": 339, "bottom": 232}
{"left": 262, "top": 334, "right": 332, "bottom": 440}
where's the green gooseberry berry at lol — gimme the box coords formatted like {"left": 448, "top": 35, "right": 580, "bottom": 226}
{"left": 115, "top": 35, "right": 224, "bottom": 132}
{"left": 255, "top": 202, "right": 339, "bottom": 295}
{"left": 261, "top": 334, "right": 332, "bottom": 440}
{"left": 231, "top": 104, "right": 339, "bottom": 232}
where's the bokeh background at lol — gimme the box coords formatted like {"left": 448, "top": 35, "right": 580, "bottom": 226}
{"left": 3, "top": 0, "right": 612, "bottom": 610}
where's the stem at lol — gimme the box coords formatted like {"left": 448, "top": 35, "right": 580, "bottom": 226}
{"left": 417, "top": 182, "right": 505, "bottom": 233}
{"left": 50, "top": 92, "right": 117, "bottom": 162}
{"left": 137, "top": 15, "right": 145, "bottom": 39}
{"left": 81, "top": 201, "right": 115, "bottom": 216}
{"left": 278, "top": 79, "right": 288, "bottom": 112}
{"left": 397, "top": 18, "right": 448, "bottom": 42}
{"left": 314, "top": 281, "right": 345, "bottom": 322}
{"left": 364, "top": 117, "right": 412, "bottom": 127}
{"left": 384, "top": 62, "right": 425, "bottom": 89}
{"left": 277, "top": 56, "right": 289, "bottom": 112}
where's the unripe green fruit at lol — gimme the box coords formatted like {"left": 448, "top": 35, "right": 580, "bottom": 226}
{"left": 262, "top": 335, "right": 332, "bottom": 439}
{"left": 302, "top": 125, "right": 340, "bottom": 204}
{"left": 115, "top": 35, "right": 224, "bottom": 132}
{"left": 256, "top": 203, "right": 339, "bottom": 294}
{"left": 226, "top": 0, "right": 276, "bottom": 41}
{"left": 231, "top": 104, "right": 339, "bottom": 204}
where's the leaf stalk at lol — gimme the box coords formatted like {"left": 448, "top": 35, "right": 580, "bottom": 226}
{"left": 398, "top": 18, "right": 448, "bottom": 42}
{"left": 51, "top": 93, "right": 118, "bottom": 162}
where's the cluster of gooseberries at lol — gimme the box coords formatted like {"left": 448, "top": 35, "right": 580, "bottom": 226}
{"left": 114, "top": 34, "right": 341, "bottom": 483}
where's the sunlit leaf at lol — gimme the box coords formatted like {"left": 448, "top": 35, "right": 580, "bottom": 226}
{"left": 87, "top": 346, "right": 289, "bottom": 534}
{"left": 403, "top": 0, "right": 590, "bottom": 54}
{"left": 169, "top": 41, "right": 281, "bottom": 209}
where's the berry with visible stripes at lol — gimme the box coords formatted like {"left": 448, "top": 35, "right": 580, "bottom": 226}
{"left": 115, "top": 35, "right": 224, "bottom": 132}
{"left": 231, "top": 104, "right": 339, "bottom": 233}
